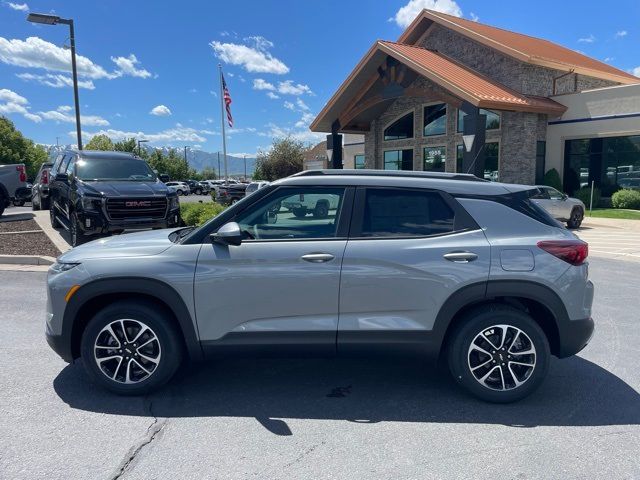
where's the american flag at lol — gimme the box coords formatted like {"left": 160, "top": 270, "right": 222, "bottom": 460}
{"left": 222, "top": 72, "right": 233, "bottom": 128}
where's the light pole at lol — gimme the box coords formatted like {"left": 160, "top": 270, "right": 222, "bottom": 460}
{"left": 27, "top": 13, "right": 82, "bottom": 150}
{"left": 183, "top": 146, "right": 189, "bottom": 163}
{"left": 137, "top": 139, "right": 149, "bottom": 156}
{"left": 243, "top": 155, "right": 247, "bottom": 180}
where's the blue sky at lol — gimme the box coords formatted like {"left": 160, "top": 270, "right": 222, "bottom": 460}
{"left": 1, "top": 0, "right": 639, "bottom": 157}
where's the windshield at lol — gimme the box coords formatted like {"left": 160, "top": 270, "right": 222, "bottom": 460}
{"left": 76, "top": 158, "right": 157, "bottom": 182}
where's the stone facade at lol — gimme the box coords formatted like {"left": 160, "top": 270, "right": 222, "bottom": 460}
{"left": 362, "top": 25, "right": 621, "bottom": 184}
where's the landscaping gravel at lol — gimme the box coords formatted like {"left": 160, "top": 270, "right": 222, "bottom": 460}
{"left": 0, "top": 221, "right": 61, "bottom": 257}
{"left": 0, "top": 219, "right": 41, "bottom": 233}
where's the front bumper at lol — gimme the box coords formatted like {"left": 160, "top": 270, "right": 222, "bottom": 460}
{"left": 557, "top": 316, "right": 594, "bottom": 358}
{"left": 46, "top": 327, "right": 73, "bottom": 363}
{"left": 77, "top": 208, "right": 181, "bottom": 235}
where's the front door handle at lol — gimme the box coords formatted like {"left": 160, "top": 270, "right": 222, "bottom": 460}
{"left": 443, "top": 251, "right": 478, "bottom": 263}
{"left": 301, "top": 253, "right": 335, "bottom": 263}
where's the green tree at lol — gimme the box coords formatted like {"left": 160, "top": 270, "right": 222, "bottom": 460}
{"left": 254, "top": 136, "right": 305, "bottom": 181}
{"left": 114, "top": 137, "right": 137, "bottom": 154}
{"left": 0, "top": 116, "right": 49, "bottom": 179}
{"left": 200, "top": 166, "right": 218, "bottom": 180}
{"left": 84, "top": 134, "right": 114, "bottom": 151}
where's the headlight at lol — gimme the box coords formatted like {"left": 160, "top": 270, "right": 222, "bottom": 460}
{"left": 50, "top": 262, "right": 80, "bottom": 273}
{"left": 169, "top": 195, "right": 179, "bottom": 209}
{"left": 81, "top": 197, "right": 101, "bottom": 211}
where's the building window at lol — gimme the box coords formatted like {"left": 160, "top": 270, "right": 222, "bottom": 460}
{"left": 384, "top": 149, "right": 413, "bottom": 170}
{"left": 535, "top": 141, "right": 546, "bottom": 184}
{"left": 384, "top": 112, "right": 414, "bottom": 141}
{"left": 423, "top": 103, "right": 447, "bottom": 136}
{"left": 564, "top": 135, "right": 640, "bottom": 195}
{"left": 354, "top": 154, "right": 365, "bottom": 169}
{"left": 423, "top": 146, "right": 446, "bottom": 172}
{"left": 457, "top": 109, "right": 500, "bottom": 133}
{"left": 456, "top": 144, "right": 464, "bottom": 173}
{"left": 484, "top": 142, "right": 499, "bottom": 181}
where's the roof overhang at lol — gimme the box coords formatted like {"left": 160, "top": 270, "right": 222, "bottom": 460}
{"left": 310, "top": 41, "right": 567, "bottom": 133}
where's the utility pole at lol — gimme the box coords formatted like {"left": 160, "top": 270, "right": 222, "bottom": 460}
{"left": 243, "top": 155, "right": 247, "bottom": 180}
{"left": 217, "top": 151, "right": 221, "bottom": 180}
{"left": 184, "top": 146, "right": 188, "bottom": 163}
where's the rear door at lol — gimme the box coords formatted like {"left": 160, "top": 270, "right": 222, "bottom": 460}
{"left": 338, "top": 186, "right": 491, "bottom": 354}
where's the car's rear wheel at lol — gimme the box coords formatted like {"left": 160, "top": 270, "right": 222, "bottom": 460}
{"left": 80, "top": 301, "right": 183, "bottom": 395}
{"left": 567, "top": 207, "right": 583, "bottom": 229}
{"left": 195, "top": 188, "right": 202, "bottom": 195}
{"left": 313, "top": 201, "right": 329, "bottom": 219}
{"left": 177, "top": 189, "right": 183, "bottom": 196}
{"left": 231, "top": 198, "right": 239, "bottom": 205}
{"left": 448, "top": 305, "right": 550, "bottom": 403}
{"left": 32, "top": 193, "right": 40, "bottom": 211}
{"left": 293, "top": 207, "right": 307, "bottom": 218}
{"left": 41, "top": 197, "right": 50, "bottom": 210}
{"left": 0, "top": 193, "right": 5, "bottom": 217}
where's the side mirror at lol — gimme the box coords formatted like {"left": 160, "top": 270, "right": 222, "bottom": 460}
{"left": 55, "top": 173, "right": 69, "bottom": 183}
{"left": 562, "top": 194, "right": 568, "bottom": 200}
{"left": 211, "top": 221, "right": 242, "bottom": 246}
{"left": 267, "top": 211, "right": 277, "bottom": 224}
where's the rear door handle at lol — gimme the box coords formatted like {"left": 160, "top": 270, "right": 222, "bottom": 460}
{"left": 301, "top": 253, "right": 335, "bottom": 263}
{"left": 443, "top": 251, "right": 478, "bottom": 263}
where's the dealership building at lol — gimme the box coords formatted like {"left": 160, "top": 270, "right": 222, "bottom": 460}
{"left": 309, "top": 9, "right": 640, "bottom": 195}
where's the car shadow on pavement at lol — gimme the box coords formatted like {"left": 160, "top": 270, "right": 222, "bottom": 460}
{"left": 53, "top": 355, "right": 640, "bottom": 435}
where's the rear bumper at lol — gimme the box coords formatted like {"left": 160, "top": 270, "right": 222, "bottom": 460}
{"left": 557, "top": 317, "right": 594, "bottom": 358}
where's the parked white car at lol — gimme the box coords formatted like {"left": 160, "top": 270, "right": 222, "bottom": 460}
{"left": 531, "top": 186, "right": 585, "bottom": 229}
{"left": 165, "top": 181, "right": 191, "bottom": 196}
{"left": 245, "top": 181, "right": 270, "bottom": 197}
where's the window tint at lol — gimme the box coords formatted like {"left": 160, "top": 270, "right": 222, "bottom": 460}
{"left": 51, "top": 154, "right": 64, "bottom": 175}
{"left": 235, "top": 187, "right": 345, "bottom": 240}
{"left": 424, "top": 146, "right": 446, "bottom": 172}
{"left": 424, "top": 103, "right": 446, "bottom": 136}
{"left": 456, "top": 144, "right": 464, "bottom": 173}
{"left": 65, "top": 156, "right": 76, "bottom": 175}
{"left": 360, "top": 189, "right": 455, "bottom": 237}
{"left": 76, "top": 157, "right": 156, "bottom": 181}
{"left": 384, "top": 149, "right": 413, "bottom": 170}
{"left": 59, "top": 155, "right": 71, "bottom": 175}
{"left": 457, "top": 108, "right": 500, "bottom": 132}
{"left": 484, "top": 142, "right": 499, "bottom": 182}
{"left": 384, "top": 112, "right": 414, "bottom": 141}
{"left": 354, "top": 154, "right": 365, "bottom": 169}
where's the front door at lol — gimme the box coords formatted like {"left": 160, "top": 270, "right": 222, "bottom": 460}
{"left": 194, "top": 186, "right": 353, "bottom": 354}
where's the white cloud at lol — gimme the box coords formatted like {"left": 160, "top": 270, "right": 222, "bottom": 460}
{"left": 259, "top": 122, "right": 323, "bottom": 143}
{"left": 210, "top": 36, "right": 289, "bottom": 74}
{"left": 150, "top": 104, "right": 172, "bottom": 116}
{"left": 0, "top": 88, "right": 41, "bottom": 122}
{"left": 16, "top": 72, "right": 96, "bottom": 89}
{"left": 615, "top": 30, "right": 628, "bottom": 38}
{"left": 39, "top": 107, "right": 109, "bottom": 127}
{"left": 253, "top": 78, "right": 275, "bottom": 91}
{"left": 604, "top": 57, "right": 614, "bottom": 63}
{"left": 266, "top": 92, "right": 280, "bottom": 99}
{"left": 470, "top": 12, "right": 479, "bottom": 22}
{"left": 295, "top": 112, "right": 315, "bottom": 129}
{"left": 110, "top": 54, "right": 152, "bottom": 78}
{"left": 277, "top": 80, "right": 313, "bottom": 96}
{"left": 283, "top": 101, "right": 295, "bottom": 111}
{"left": 578, "top": 34, "right": 596, "bottom": 43}
{"left": 296, "top": 98, "right": 310, "bottom": 111}
{"left": 5, "top": 2, "right": 29, "bottom": 11}
{"left": 391, "top": 0, "right": 462, "bottom": 28}
{"left": 633, "top": 66, "right": 640, "bottom": 77}
{"left": 80, "top": 126, "right": 214, "bottom": 144}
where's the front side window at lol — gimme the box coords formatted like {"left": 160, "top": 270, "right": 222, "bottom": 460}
{"left": 354, "top": 154, "right": 365, "bottom": 169}
{"left": 423, "top": 146, "right": 446, "bottom": 172}
{"left": 384, "top": 112, "right": 414, "bottom": 141}
{"left": 423, "top": 103, "right": 447, "bottom": 136}
{"left": 384, "top": 149, "right": 413, "bottom": 170}
{"left": 76, "top": 158, "right": 157, "bottom": 182}
{"left": 235, "top": 187, "right": 345, "bottom": 240}
{"left": 359, "top": 188, "right": 454, "bottom": 237}
{"left": 457, "top": 109, "right": 500, "bottom": 133}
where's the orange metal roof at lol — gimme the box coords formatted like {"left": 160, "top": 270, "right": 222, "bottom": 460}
{"left": 399, "top": 9, "right": 639, "bottom": 84}
{"left": 379, "top": 41, "right": 566, "bottom": 114}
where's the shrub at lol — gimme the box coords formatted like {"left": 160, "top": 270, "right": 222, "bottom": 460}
{"left": 180, "top": 202, "right": 226, "bottom": 226}
{"left": 574, "top": 186, "right": 601, "bottom": 208}
{"left": 611, "top": 189, "right": 640, "bottom": 210}
{"left": 542, "top": 168, "right": 563, "bottom": 191}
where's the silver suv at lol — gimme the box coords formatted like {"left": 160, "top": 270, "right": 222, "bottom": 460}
{"left": 45, "top": 170, "right": 594, "bottom": 403}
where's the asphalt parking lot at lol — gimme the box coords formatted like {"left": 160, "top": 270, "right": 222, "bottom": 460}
{"left": 1, "top": 256, "right": 639, "bottom": 480}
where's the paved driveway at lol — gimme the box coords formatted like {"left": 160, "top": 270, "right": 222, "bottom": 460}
{"left": 1, "top": 256, "right": 639, "bottom": 480}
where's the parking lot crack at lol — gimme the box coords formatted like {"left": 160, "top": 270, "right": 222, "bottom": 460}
{"left": 108, "top": 398, "right": 167, "bottom": 480}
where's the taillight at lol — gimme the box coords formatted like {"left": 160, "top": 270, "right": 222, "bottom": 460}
{"left": 537, "top": 240, "right": 588, "bottom": 266}
{"left": 17, "top": 165, "right": 26, "bottom": 182}
{"left": 42, "top": 170, "right": 49, "bottom": 184}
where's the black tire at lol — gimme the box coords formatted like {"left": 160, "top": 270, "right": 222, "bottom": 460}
{"left": 0, "top": 194, "right": 5, "bottom": 217}
{"left": 567, "top": 207, "right": 583, "bottom": 229}
{"left": 313, "top": 201, "right": 329, "bottom": 219}
{"left": 80, "top": 300, "right": 184, "bottom": 395}
{"left": 231, "top": 198, "right": 239, "bottom": 205}
{"left": 195, "top": 188, "right": 202, "bottom": 195}
{"left": 13, "top": 199, "right": 25, "bottom": 207}
{"left": 70, "top": 213, "right": 87, "bottom": 247}
{"left": 41, "top": 197, "right": 50, "bottom": 210}
{"left": 447, "top": 304, "right": 550, "bottom": 403}
{"left": 49, "top": 205, "right": 60, "bottom": 228}
{"left": 293, "top": 207, "right": 307, "bottom": 218}
{"left": 177, "top": 189, "right": 183, "bottom": 196}
{"left": 32, "top": 194, "right": 40, "bottom": 211}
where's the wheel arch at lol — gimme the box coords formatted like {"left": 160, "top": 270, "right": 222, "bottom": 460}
{"left": 435, "top": 280, "right": 566, "bottom": 358}
{"left": 64, "top": 277, "right": 203, "bottom": 362}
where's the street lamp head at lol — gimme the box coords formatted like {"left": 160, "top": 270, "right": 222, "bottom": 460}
{"left": 27, "top": 13, "right": 61, "bottom": 25}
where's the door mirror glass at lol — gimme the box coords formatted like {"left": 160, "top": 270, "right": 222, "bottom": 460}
{"left": 212, "top": 222, "right": 243, "bottom": 246}
{"left": 55, "top": 172, "right": 69, "bottom": 183}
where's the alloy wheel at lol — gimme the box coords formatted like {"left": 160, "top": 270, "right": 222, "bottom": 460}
{"left": 93, "top": 319, "right": 162, "bottom": 384}
{"left": 467, "top": 324, "right": 536, "bottom": 391}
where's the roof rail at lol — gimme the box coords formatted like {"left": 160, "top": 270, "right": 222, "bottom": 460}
{"left": 291, "top": 169, "right": 488, "bottom": 182}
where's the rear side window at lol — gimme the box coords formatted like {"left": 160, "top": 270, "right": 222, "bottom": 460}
{"left": 359, "top": 188, "right": 455, "bottom": 237}
{"left": 462, "top": 190, "right": 561, "bottom": 228}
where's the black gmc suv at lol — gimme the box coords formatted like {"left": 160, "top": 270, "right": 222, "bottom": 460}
{"left": 49, "top": 150, "right": 180, "bottom": 246}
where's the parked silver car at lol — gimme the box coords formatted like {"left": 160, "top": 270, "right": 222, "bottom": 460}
{"left": 45, "top": 170, "right": 593, "bottom": 403}
{"left": 532, "top": 186, "right": 585, "bottom": 228}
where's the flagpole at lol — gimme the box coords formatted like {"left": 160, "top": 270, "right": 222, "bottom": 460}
{"left": 218, "top": 64, "right": 228, "bottom": 182}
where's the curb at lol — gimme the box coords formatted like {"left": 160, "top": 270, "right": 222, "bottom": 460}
{"left": 0, "top": 255, "right": 56, "bottom": 266}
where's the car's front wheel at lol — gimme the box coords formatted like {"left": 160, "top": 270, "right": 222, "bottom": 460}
{"left": 567, "top": 207, "right": 584, "bottom": 229}
{"left": 80, "top": 301, "right": 183, "bottom": 395}
{"left": 448, "top": 305, "right": 550, "bottom": 403}
{"left": 70, "top": 214, "right": 87, "bottom": 247}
